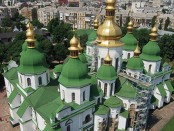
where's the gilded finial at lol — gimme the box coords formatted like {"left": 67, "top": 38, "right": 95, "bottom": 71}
{"left": 150, "top": 26, "right": 158, "bottom": 41}
{"left": 104, "top": 48, "right": 112, "bottom": 65}
{"left": 26, "top": 22, "right": 35, "bottom": 48}
{"left": 127, "top": 20, "right": 133, "bottom": 33}
{"left": 68, "top": 35, "right": 79, "bottom": 58}
{"left": 134, "top": 43, "right": 140, "bottom": 56}
{"left": 105, "top": 0, "right": 116, "bottom": 16}
{"left": 94, "top": 15, "right": 99, "bottom": 31}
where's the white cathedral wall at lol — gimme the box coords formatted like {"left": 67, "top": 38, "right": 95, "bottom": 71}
{"left": 164, "top": 83, "right": 171, "bottom": 103}
{"left": 57, "top": 107, "right": 71, "bottom": 120}
{"left": 109, "top": 107, "right": 121, "bottom": 119}
{"left": 20, "top": 107, "right": 32, "bottom": 122}
{"left": 19, "top": 121, "right": 36, "bottom": 131}
{"left": 9, "top": 108, "right": 19, "bottom": 125}
{"left": 18, "top": 70, "right": 50, "bottom": 90}
{"left": 143, "top": 60, "right": 161, "bottom": 74}
{"left": 122, "top": 50, "right": 134, "bottom": 60}
{"left": 11, "top": 94, "right": 21, "bottom": 108}
{"left": 118, "top": 115, "right": 127, "bottom": 130}
{"left": 98, "top": 79, "right": 115, "bottom": 99}
{"left": 4, "top": 78, "right": 12, "bottom": 97}
{"left": 60, "top": 108, "right": 93, "bottom": 131}
{"left": 86, "top": 46, "right": 94, "bottom": 57}
{"left": 97, "top": 46, "right": 122, "bottom": 72}
{"left": 60, "top": 84, "right": 90, "bottom": 105}
{"left": 153, "top": 88, "right": 164, "bottom": 108}
{"left": 36, "top": 112, "right": 46, "bottom": 130}
{"left": 94, "top": 114, "right": 108, "bottom": 131}
{"left": 117, "top": 96, "right": 137, "bottom": 110}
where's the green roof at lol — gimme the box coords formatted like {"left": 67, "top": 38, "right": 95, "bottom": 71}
{"left": 121, "top": 33, "right": 137, "bottom": 51}
{"left": 8, "top": 89, "right": 18, "bottom": 103}
{"left": 53, "top": 64, "right": 63, "bottom": 74}
{"left": 24, "top": 87, "right": 35, "bottom": 93}
{"left": 165, "top": 80, "right": 174, "bottom": 92}
{"left": 140, "top": 41, "right": 161, "bottom": 61}
{"left": 119, "top": 109, "right": 129, "bottom": 118}
{"left": 95, "top": 105, "right": 109, "bottom": 115}
{"left": 96, "top": 65, "right": 117, "bottom": 81}
{"left": 17, "top": 99, "right": 29, "bottom": 117}
{"left": 151, "top": 95, "right": 158, "bottom": 105}
{"left": 126, "top": 56, "right": 144, "bottom": 70}
{"left": 79, "top": 53, "right": 87, "bottom": 63}
{"left": 18, "top": 48, "right": 48, "bottom": 74}
{"left": 115, "top": 77, "right": 137, "bottom": 98}
{"left": 44, "top": 124, "right": 62, "bottom": 131}
{"left": 104, "top": 96, "right": 123, "bottom": 108}
{"left": 75, "top": 29, "right": 93, "bottom": 36}
{"left": 157, "top": 84, "right": 167, "bottom": 97}
{"left": 3, "top": 67, "right": 18, "bottom": 80}
{"left": 88, "top": 30, "right": 97, "bottom": 42}
{"left": 59, "top": 58, "right": 91, "bottom": 88}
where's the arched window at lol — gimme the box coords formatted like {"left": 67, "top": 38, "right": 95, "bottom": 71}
{"left": 99, "top": 81, "right": 101, "bottom": 88}
{"left": 104, "top": 83, "right": 107, "bottom": 97}
{"left": 115, "top": 58, "right": 119, "bottom": 71}
{"left": 67, "top": 125, "right": 70, "bottom": 131}
{"left": 62, "top": 90, "right": 65, "bottom": 100}
{"left": 27, "top": 78, "right": 31, "bottom": 86}
{"left": 85, "top": 114, "right": 91, "bottom": 123}
{"left": 83, "top": 91, "right": 85, "bottom": 101}
{"left": 72, "top": 93, "right": 75, "bottom": 101}
{"left": 65, "top": 119, "right": 73, "bottom": 126}
{"left": 38, "top": 76, "right": 42, "bottom": 85}
{"left": 110, "top": 83, "right": 113, "bottom": 96}
{"left": 101, "top": 58, "right": 104, "bottom": 65}
{"left": 149, "top": 64, "right": 152, "bottom": 72}
{"left": 46, "top": 73, "right": 49, "bottom": 82}
{"left": 127, "top": 53, "right": 130, "bottom": 59}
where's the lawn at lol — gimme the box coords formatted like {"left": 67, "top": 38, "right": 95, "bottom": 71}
{"left": 162, "top": 116, "right": 174, "bottom": 131}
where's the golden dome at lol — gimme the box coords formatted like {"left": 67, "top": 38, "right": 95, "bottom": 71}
{"left": 127, "top": 20, "right": 133, "bottom": 33}
{"left": 69, "top": 35, "right": 79, "bottom": 51}
{"left": 106, "top": 0, "right": 115, "bottom": 4}
{"left": 134, "top": 44, "right": 140, "bottom": 55}
{"left": 26, "top": 22, "right": 35, "bottom": 43}
{"left": 150, "top": 26, "right": 158, "bottom": 41}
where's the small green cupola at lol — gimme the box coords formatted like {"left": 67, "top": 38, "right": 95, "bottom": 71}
{"left": 126, "top": 45, "right": 144, "bottom": 70}
{"left": 97, "top": 50, "right": 117, "bottom": 81}
{"left": 140, "top": 26, "right": 161, "bottom": 61}
{"left": 58, "top": 35, "right": 91, "bottom": 87}
{"left": 18, "top": 22, "right": 48, "bottom": 74}
{"left": 121, "top": 20, "right": 137, "bottom": 51}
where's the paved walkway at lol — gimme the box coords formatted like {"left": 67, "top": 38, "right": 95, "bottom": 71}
{"left": 0, "top": 88, "right": 19, "bottom": 131}
{"left": 148, "top": 99, "right": 174, "bottom": 131}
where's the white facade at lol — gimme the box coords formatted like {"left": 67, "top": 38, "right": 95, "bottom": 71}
{"left": 97, "top": 46, "right": 122, "bottom": 72}
{"left": 143, "top": 60, "right": 161, "bottom": 74}
{"left": 122, "top": 50, "right": 134, "bottom": 60}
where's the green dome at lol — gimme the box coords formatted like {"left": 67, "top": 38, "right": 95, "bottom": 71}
{"left": 79, "top": 53, "right": 87, "bottom": 63}
{"left": 96, "top": 65, "right": 117, "bottom": 81}
{"left": 18, "top": 48, "right": 48, "bottom": 74}
{"left": 126, "top": 57, "right": 144, "bottom": 70}
{"left": 140, "top": 41, "right": 161, "bottom": 61}
{"left": 88, "top": 30, "right": 97, "bottom": 41}
{"left": 53, "top": 64, "right": 63, "bottom": 74}
{"left": 58, "top": 58, "right": 91, "bottom": 88}
{"left": 121, "top": 33, "right": 137, "bottom": 51}
{"left": 104, "top": 96, "right": 123, "bottom": 108}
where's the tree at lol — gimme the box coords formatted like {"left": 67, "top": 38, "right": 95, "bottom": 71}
{"left": 151, "top": 16, "right": 157, "bottom": 27}
{"left": 32, "top": 8, "right": 38, "bottom": 20}
{"left": 31, "top": 19, "right": 44, "bottom": 29}
{"left": 79, "top": 34, "right": 88, "bottom": 48}
{"left": 164, "top": 17, "right": 170, "bottom": 30}
{"left": 53, "top": 43, "right": 67, "bottom": 62}
{"left": 47, "top": 17, "right": 60, "bottom": 33}
{"left": 1, "top": 17, "right": 13, "bottom": 27}
{"left": 159, "top": 34, "right": 174, "bottom": 61}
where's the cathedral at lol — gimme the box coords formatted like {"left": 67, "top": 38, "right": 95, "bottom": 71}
{"left": 3, "top": 0, "right": 174, "bottom": 131}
